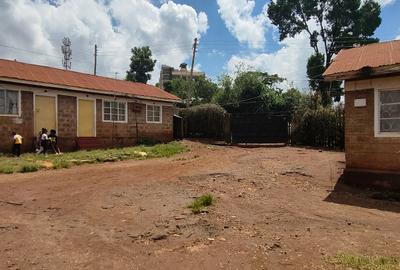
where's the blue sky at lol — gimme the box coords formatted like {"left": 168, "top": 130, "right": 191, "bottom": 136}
{"left": 0, "top": 0, "right": 399, "bottom": 89}
{"left": 161, "top": 0, "right": 400, "bottom": 86}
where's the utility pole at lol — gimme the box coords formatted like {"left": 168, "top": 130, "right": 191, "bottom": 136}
{"left": 94, "top": 44, "right": 98, "bottom": 76}
{"left": 188, "top": 37, "right": 198, "bottom": 106}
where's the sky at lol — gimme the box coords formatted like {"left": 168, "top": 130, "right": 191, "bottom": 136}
{"left": 0, "top": 0, "right": 399, "bottom": 90}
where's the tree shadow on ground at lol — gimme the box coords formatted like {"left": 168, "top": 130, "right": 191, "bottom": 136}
{"left": 324, "top": 173, "right": 400, "bottom": 214}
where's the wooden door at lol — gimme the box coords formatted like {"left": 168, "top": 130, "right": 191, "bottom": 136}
{"left": 35, "top": 95, "right": 56, "bottom": 135}
{"left": 78, "top": 99, "right": 95, "bottom": 137}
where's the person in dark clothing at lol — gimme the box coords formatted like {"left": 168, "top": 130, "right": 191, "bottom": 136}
{"left": 48, "top": 129, "right": 61, "bottom": 154}
{"left": 11, "top": 131, "right": 23, "bottom": 157}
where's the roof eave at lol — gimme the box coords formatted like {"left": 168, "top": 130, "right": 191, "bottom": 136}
{"left": 0, "top": 77, "right": 180, "bottom": 103}
{"left": 324, "top": 64, "right": 400, "bottom": 81}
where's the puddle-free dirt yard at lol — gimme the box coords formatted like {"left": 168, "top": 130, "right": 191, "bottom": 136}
{"left": 1, "top": 141, "right": 399, "bottom": 270}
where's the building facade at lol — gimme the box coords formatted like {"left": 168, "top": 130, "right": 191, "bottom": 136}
{"left": 0, "top": 59, "right": 180, "bottom": 153}
{"left": 324, "top": 40, "right": 400, "bottom": 189}
{"left": 159, "top": 63, "right": 205, "bottom": 89}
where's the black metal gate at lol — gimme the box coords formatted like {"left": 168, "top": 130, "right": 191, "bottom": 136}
{"left": 230, "top": 113, "right": 290, "bottom": 143}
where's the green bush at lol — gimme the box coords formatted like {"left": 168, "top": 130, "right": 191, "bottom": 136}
{"left": 291, "top": 104, "right": 344, "bottom": 149}
{"left": 188, "top": 194, "right": 214, "bottom": 214}
{"left": 180, "top": 104, "right": 228, "bottom": 139}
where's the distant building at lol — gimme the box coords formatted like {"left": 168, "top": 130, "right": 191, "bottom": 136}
{"left": 159, "top": 63, "right": 205, "bottom": 89}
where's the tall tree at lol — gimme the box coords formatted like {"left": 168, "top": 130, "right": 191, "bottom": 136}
{"left": 126, "top": 46, "right": 156, "bottom": 84}
{"left": 268, "top": 0, "right": 381, "bottom": 102}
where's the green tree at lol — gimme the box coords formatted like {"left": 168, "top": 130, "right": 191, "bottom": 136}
{"left": 126, "top": 46, "right": 156, "bottom": 84}
{"left": 268, "top": 0, "right": 382, "bottom": 102}
{"left": 163, "top": 76, "right": 218, "bottom": 105}
{"left": 213, "top": 71, "right": 296, "bottom": 114}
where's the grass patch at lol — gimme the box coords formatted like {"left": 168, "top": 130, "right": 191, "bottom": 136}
{"left": 0, "top": 165, "right": 15, "bottom": 174}
{"left": 329, "top": 253, "right": 400, "bottom": 270}
{"left": 19, "top": 163, "right": 39, "bottom": 173}
{"left": 188, "top": 194, "right": 214, "bottom": 214}
{"left": 0, "top": 142, "right": 187, "bottom": 174}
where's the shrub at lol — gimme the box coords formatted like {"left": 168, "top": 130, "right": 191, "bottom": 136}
{"left": 19, "top": 163, "right": 39, "bottom": 173}
{"left": 291, "top": 104, "right": 344, "bottom": 149}
{"left": 180, "top": 103, "right": 228, "bottom": 139}
{"left": 188, "top": 194, "right": 214, "bottom": 214}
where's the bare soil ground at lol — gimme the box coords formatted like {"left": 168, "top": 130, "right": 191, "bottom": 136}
{"left": 1, "top": 140, "right": 399, "bottom": 270}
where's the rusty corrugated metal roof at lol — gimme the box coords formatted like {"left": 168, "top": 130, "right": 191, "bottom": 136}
{"left": 323, "top": 40, "right": 400, "bottom": 78}
{"left": 0, "top": 59, "right": 180, "bottom": 101}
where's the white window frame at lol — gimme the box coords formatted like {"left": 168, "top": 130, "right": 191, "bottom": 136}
{"left": 0, "top": 89, "right": 21, "bottom": 117}
{"left": 102, "top": 99, "right": 128, "bottom": 123}
{"left": 146, "top": 104, "right": 162, "bottom": 124}
{"left": 374, "top": 88, "right": 400, "bottom": 138}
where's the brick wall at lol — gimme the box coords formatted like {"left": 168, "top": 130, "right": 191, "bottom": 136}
{"left": 95, "top": 101, "right": 174, "bottom": 146}
{"left": 345, "top": 88, "right": 400, "bottom": 172}
{"left": 95, "top": 99, "right": 138, "bottom": 148}
{"left": 0, "top": 82, "right": 175, "bottom": 153}
{"left": 58, "top": 95, "right": 77, "bottom": 151}
{"left": 137, "top": 104, "right": 174, "bottom": 142}
{"left": 0, "top": 91, "right": 34, "bottom": 153}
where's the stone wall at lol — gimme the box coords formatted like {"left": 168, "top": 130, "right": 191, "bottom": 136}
{"left": 0, "top": 82, "right": 175, "bottom": 153}
{"left": 0, "top": 91, "right": 34, "bottom": 153}
{"left": 345, "top": 77, "right": 400, "bottom": 173}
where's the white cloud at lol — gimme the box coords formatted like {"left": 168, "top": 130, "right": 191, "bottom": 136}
{"left": 0, "top": 0, "right": 208, "bottom": 84}
{"left": 217, "top": 0, "right": 269, "bottom": 49}
{"left": 374, "top": 0, "right": 396, "bottom": 6}
{"left": 226, "top": 32, "right": 314, "bottom": 89}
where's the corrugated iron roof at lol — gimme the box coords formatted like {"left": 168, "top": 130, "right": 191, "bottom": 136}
{"left": 323, "top": 40, "right": 400, "bottom": 78}
{"left": 0, "top": 59, "right": 180, "bottom": 101}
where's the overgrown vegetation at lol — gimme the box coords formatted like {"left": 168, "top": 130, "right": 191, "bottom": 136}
{"left": 329, "top": 253, "right": 400, "bottom": 270}
{"left": 291, "top": 95, "right": 344, "bottom": 149}
{"left": 188, "top": 194, "right": 214, "bottom": 214}
{"left": 0, "top": 142, "right": 187, "bottom": 174}
{"left": 180, "top": 104, "right": 228, "bottom": 140}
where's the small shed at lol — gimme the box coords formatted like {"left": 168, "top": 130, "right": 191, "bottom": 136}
{"left": 324, "top": 40, "right": 400, "bottom": 189}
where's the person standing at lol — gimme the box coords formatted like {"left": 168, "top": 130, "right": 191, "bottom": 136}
{"left": 48, "top": 129, "right": 61, "bottom": 154}
{"left": 11, "top": 131, "right": 23, "bottom": 157}
{"left": 38, "top": 128, "right": 49, "bottom": 155}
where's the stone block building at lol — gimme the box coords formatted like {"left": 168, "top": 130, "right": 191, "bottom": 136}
{"left": 0, "top": 59, "right": 180, "bottom": 153}
{"left": 324, "top": 40, "right": 400, "bottom": 189}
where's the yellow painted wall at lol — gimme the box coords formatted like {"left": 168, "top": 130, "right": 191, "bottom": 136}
{"left": 78, "top": 99, "right": 95, "bottom": 137}
{"left": 35, "top": 95, "right": 56, "bottom": 134}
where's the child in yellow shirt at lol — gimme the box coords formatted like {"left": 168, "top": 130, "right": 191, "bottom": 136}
{"left": 12, "top": 131, "right": 23, "bottom": 157}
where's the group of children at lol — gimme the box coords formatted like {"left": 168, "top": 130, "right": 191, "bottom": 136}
{"left": 36, "top": 128, "right": 61, "bottom": 155}
{"left": 11, "top": 128, "right": 61, "bottom": 157}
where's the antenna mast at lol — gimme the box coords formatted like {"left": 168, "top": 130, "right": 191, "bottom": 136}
{"left": 61, "top": 37, "right": 72, "bottom": 70}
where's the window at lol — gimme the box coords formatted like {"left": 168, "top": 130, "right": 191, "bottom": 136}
{"left": 103, "top": 100, "right": 127, "bottom": 122}
{"left": 377, "top": 90, "right": 400, "bottom": 134}
{"left": 146, "top": 104, "right": 162, "bottom": 123}
{"left": 0, "top": 90, "right": 19, "bottom": 116}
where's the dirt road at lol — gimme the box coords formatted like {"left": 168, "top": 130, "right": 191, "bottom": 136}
{"left": 1, "top": 141, "right": 399, "bottom": 269}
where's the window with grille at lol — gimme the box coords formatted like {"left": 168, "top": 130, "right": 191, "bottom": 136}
{"left": 0, "top": 90, "right": 19, "bottom": 116}
{"left": 379, "top": 90, "right": 400, "bottom": 133}
{"left": 146, "top": 104, "right": 162, "bottom": 123}
{"left": 103, "top": 100, "right": 127, "bottom": 122}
